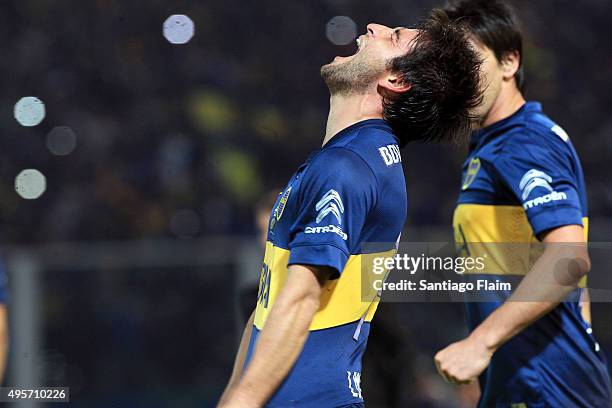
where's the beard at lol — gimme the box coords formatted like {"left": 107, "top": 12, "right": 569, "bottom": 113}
{"left": 320, "top": 52, "right": 386, "bottom": 96}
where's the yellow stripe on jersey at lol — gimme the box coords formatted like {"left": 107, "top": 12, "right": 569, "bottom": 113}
{"left": 254, "top": 241, "right": 394, "bottom": 331}
{"left": 453, "top": 204, "right": 588, "bottom": 280}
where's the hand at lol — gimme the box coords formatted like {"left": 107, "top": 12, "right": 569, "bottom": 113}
{"left": 434, "top": 335, "right": 494, "bottom": 385}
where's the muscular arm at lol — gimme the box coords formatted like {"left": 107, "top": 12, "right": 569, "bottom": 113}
{"left": 436, "top": 225, "right": 589, "bottom": 384}
{"left": 219, "top": 309, "right": 255, "bottom": 405}
{"left": 219, "top": 265, "right": 330, "bottom": 407}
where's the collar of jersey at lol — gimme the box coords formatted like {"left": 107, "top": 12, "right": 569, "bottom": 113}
{"left": 322, "top": 119, "right": 393, "bottom": 150}
{"left": 470, "top": 101, "right": 542, "bottom": 149}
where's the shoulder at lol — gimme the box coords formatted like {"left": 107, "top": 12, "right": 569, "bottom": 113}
{"left": 340, "top": 126, "right": 403, "bottom": 175}
{"left": 305, "top": 122, "right": 404, "bottom": 190}
{"left": 492, "top": 115, "right": 574, "bottom": 165}
{"left": 481, "top": 111, "right": 582, "bottom": 188}
{"left": 306, "top": 147, "right": 378, "bottom": 187}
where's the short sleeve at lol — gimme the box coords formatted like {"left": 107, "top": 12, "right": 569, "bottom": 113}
{"left": 287, "top": 148, "right": 377, "bottom": 277}
{"left": 493, "top": 131, "right": 583, "bottom": 236}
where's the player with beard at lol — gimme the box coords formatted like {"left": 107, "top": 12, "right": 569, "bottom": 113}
{"left": 219, "top": 10, "right": 481, "bottom": 408}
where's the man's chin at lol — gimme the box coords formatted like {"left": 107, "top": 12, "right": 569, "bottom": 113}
{"left": 327, "top": 54, "right": 356, "bottom": 66}
{"left": 320, "top": 51, "right": 382, "bottom": 95}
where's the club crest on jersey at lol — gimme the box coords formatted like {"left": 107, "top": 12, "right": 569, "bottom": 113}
{"left": 461, "top": 157, "right": 481, "bottom": 190}
{"left": 273, "top": 187, "right": 292, "bottom": 221}
{"left": 315, "top": 189, "right": 344, "bottom": 224}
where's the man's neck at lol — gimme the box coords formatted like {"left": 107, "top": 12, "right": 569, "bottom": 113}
{"left": 323, "top": 92, "right": 382, "bottom": 146}
{"left": 483, "top": 85, "right": 526, "bottom": 128}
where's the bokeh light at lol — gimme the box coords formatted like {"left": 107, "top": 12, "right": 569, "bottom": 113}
{"left": 188, "top": 89, "right": 238, "bottom": 133}
{"left": 15, "top": 169, "right": 47, "bottom": 199}
{"left": 169, "top": 209, "right": 201, "bottom": 238}
{"left": 326, "top": 16, "right": 358, "bottom": 46}
{"left": 14, "top": 96, "right": 46, "bottom": 127}
{"left": 213, "top": 150, "right": 262, "bottom": 204}
{"left": 249, "top": 106, "right": 288, "bottom": 141}
{"left": 46, "top": 126, "right": 77, "bottom": 156}
{"left": 163, "top": 14, "right": 195, "bottom": 44}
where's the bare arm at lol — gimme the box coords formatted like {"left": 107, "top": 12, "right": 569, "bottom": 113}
{"left": 435, "top": 225, "right": 588, "bottom": 384}
{"left": 219, "top": 264, "right": 330, "bottom": 407}
{"left": 219, "top": 309, "right": 255, "bottom": 405}
{"left": 470, "top": 225, "right": 588, "bottom": 348}
{"left": 0, "top": 305, "right": 8, "bottom": 384}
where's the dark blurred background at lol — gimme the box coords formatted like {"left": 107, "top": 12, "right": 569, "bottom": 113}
{"left": 0, "top": 0, "right": 611, "bottom": 407}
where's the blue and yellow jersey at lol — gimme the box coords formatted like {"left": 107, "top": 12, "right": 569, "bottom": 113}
{"left": 244, "top": 119, "right": 407, "bottom": 407}
{"left": 455, "top": 102, "right": 612, "bottom": 407}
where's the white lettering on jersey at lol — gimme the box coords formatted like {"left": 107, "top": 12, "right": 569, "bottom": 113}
{"left": 523, "top": 191, "right": 568, "bottom": 210}
{"left": 305, "top": 225, "right": 348, "bottom": 240}
{"left": 347, "top": 371, "right": 362, "bottom": 399}
{"left": 378, "top": 144, "right": 401, "bottom": 166}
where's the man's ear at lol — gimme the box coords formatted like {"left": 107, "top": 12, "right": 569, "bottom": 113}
{"left": 378, "top": 73, "right": 412, "bottom": 95}
{"left": 500, "top": 50, "right": 520, "bottom": 81}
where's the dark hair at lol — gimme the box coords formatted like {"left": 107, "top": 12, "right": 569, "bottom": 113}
{"left": 443, "top": 0, "right": 524, "bottom": 90}
{"left": 383, "top": 9, "right": 482, "bottom": 146}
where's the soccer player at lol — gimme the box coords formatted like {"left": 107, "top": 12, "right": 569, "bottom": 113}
{"left": 219, "top": 11, "right": 481, "bottom": 408}
{"left": 434, "top": 1, "right": 612, "bottom": 406}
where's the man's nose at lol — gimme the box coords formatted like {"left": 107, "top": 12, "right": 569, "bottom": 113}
{"left": 366, "top": 23, "right": 391, "bottom": 37}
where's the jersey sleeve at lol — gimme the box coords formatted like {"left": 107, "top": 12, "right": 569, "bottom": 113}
{"left": 287, "top": 147, "right": 378, "bottom": 277}
{"left": 493, "top": 130, "right": 584, "bottom": 236}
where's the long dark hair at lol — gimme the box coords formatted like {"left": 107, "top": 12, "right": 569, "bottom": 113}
{"left": 383, "top": 9, "right": 483, "bottom": 147}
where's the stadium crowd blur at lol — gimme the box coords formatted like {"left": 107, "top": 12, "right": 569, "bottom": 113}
{"left": 1, "top": 0, "right": 612, "bottom": 407}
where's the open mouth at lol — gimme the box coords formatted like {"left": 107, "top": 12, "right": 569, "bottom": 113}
{"left": 333, "top": 36, "right": 363, "bottom": 62}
